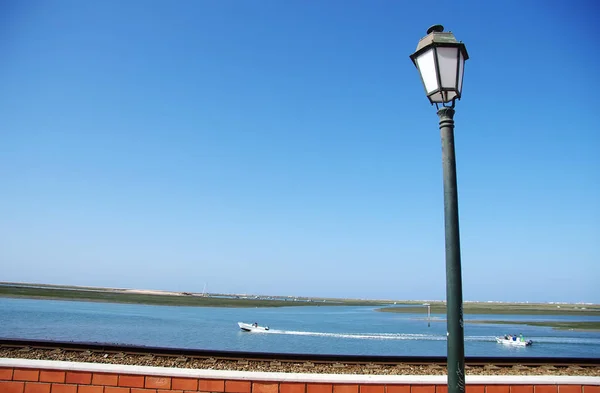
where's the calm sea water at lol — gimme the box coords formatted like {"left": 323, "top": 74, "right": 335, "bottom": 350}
{"left": 1, "top": 298, "right": 599, "bottom": 358}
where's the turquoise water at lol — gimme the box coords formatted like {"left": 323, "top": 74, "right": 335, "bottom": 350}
{"left": 1, "top": 298, "right": 599, "bottom": 358}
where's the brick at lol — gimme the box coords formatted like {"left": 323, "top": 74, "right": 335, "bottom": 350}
{"left": 466, "top": 386, "right": 485, "bottom": 393}
{"left": 105, "top": 387, "right": 131, "bottom": 393}
{"left": 487, "top": 387, "right": 510, "bottom": 393}
{"left": 40, "top": 371, "right": 65, "bottom": 384}
{"left": 308, "top": 384, "right": 333, "bottom": 393}
{"left": 78, "top": 387, "right": 104, "bottom": 393}
{"left": 584, "top": 387, "right": 600, "bottom": 393}
{"left": 253, "top": 382, "right": 279, "bottom": 393}
{"left": 0, "top": 368, "right": 14, "bottom": 380}
{"left": 0, "top": 380, "right": 25, "bottom": 393}
{"left": 227, "top": 381, "right": 252, "bottom": 393}
{"left": 387, "top": 386, "right": 410, "bottom": 393}
{"left": 119, "top": 375, "right": 144, "bottom": 388}
{"left": 92, "top": 373, "right": 119, "bottom": 386}
{"left": 359, "top": 387, "right": 383, "bottom": 393}
{"left": 436, "top": 386, "right": 448, "bottom": 393}
{"left": 535, "top": 387, "right": 558, "bottom": 393}
{"left": 159, "top": 390, "right": 182, "bottom": 393}
{"left": 359, "top": 386, "right": 383, "bottom": 393}
{"left": 25, "top": 382, "right": 51, "bottom": 393}
{"left": 172, "top": 378, "right": 198, "bottom": 391}
{"left": 199, "top": 379, "right": 225, "bottom": 392}
{"left": 412, "top": 386, "right": 435, "bottom": 393}
{"left": 559, "top": 387, "right": 582, "bottom": 393}
{"left": 145, "top": 377, "right": 170, "bottom": 389}
{"left": 51, "top": 385, "right": 77, "bottom": 393}
{"left": 334, "top": 385, "right": 358, "bottom": 393}
{"left": 132, "top": 389, "right": 157, "bottom": 393}
{"left": 512, "top": 386, "right": 534, "bottom": 393}
{"left": 281, "top": 383, "right": 306, "bottom": 393}
{"left": 14, "top": 369, "right": 40, "bottom": 382}
{"left": 66, "top": 372, "right": 92, "bottom": 385}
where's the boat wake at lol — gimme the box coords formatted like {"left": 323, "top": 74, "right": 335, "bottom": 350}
{"left": 254, "top": 329, "right": 489, "bottom": 341}
{"left": 251, "top": 330, "right": 600, "bottom": 345}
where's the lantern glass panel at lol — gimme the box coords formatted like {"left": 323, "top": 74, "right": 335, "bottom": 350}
{"left": 415, "top": 48, "right": 438, "bottom": 95}
{"left": 437, "top": 47, "right": 459, "bottom": 89}
{"left": 458, "top": 50, "right": 465, "bottom": 96}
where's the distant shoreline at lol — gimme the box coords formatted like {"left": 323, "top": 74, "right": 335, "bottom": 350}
{"left": 1, "top": 282, "right": 599, "bottom": 315}
{"left": 377, "top": 304, "right": 600, "bottom": 316}
{"left": 409, "top": 317, "right": 600, "bottom": 331}
{"left": 0, "top": 283, "right": 389, "bottom": 308}
{"left": 467, "top": 320, "right": 600, "bottom": 331}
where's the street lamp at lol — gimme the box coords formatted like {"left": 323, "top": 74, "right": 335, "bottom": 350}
{"left": 410, "top": 25, "right": 469, "bottom": 393}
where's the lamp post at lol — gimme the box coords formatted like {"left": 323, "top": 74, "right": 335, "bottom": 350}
{"left": 410, "top": 25, "right": 469, "bottom": 393}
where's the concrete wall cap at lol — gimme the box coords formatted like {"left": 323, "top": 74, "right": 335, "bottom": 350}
{"left": 1, "top": 358, "right": 599, "bottom": 385}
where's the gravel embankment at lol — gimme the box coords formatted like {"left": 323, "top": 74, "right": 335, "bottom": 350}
{"left": 1, "top": 348, "right": 599, "bottom": 376}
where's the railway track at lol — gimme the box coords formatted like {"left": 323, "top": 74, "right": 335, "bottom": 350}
{"left": 1, "top": 338, "right": 599, "bottom": 376}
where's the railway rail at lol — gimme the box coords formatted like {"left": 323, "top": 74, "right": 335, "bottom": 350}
{"left": 1, "top": 338, "right": 599, "bottom": 376}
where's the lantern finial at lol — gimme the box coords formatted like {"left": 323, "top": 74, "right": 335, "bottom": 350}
{"left": 427, "top": 25, "right": 444, "bottom": 34}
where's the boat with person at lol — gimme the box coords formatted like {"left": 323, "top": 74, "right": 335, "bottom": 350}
{"left": 238, "top": 322, "right": 270, "bottom": 332}
{"left": 496, "top": 334, "right": 533, "bottom": 346}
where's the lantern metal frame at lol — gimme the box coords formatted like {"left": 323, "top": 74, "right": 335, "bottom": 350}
{"left": 410, "top": 25, "right": 469, "bottom": 108}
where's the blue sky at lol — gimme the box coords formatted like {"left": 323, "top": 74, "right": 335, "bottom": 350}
{"left": 1, "top": 0, "right": 598, "bottom": 303}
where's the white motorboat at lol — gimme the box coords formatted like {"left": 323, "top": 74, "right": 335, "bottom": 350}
{"left": 496, "top": 336, "right": 533, "bottom": 346}
{"left": 238, "top": 322, "right": 270, "bottom": 332}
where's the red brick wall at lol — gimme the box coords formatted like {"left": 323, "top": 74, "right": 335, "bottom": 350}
{"left": 1, "top": 367, "right": 598, "bottom": 393}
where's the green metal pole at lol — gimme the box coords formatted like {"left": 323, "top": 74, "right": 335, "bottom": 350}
{"left": 438, "top": 107, "right": 465, "bottom": 393}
